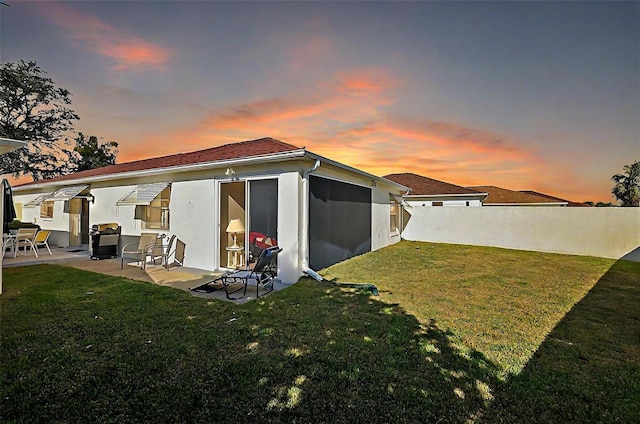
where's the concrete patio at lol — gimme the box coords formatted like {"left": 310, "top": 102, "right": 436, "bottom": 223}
{"left": 2, "top": 246, "right": 287, "bottom": 303}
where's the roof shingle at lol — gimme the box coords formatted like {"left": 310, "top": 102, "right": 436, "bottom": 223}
{"left": 17, "top": 137, "right": 301, "bottom": 187}
{"left": 468, "top": 186, "right": 567, "bottom": 205}
{"left": 384, "top": 173, "right": 484, "bottom": 196}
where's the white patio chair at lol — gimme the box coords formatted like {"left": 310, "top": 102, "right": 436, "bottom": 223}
{"left": 13, "top": 228, "right": 39, "bottom": 258}
{"left": 121, "top": 232, "right": 159, "bottom": 269}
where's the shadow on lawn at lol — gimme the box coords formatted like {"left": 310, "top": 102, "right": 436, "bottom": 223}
{"left": 481, "top": 259, "right": 640, "bottom": 423}
{"left": 236, "top": 281, "right": 505, "bottom": 423}
{"left": 1, "top": 266, "right": 504, "bottom": 424}
{"left": 5, "top": 260, "right": 637, "bottom": 423}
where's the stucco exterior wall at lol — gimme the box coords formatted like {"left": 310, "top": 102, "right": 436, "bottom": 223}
{"left": 277, "top": 172, "right": 302, "bottom": 284}
{"left": 403, "top": 206, "right": 640, "bottom": 259}
{"left": 371, "top": 187, "right": 402, "bottom": 251}
{"left": 169, "top": 179, "right": 217, "bottom": 271}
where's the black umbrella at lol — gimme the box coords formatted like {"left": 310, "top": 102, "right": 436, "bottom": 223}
{"left": 2, "top": 179, "right": 17, "bottom": 234}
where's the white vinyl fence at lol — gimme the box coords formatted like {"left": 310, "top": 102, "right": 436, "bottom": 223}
{"left": 402, "top": 207, "right": 640, "bottom": 259}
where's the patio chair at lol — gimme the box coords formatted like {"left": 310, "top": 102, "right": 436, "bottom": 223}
{"left": 13, "top": 228, "right": 39, "bottom": 258}
{"left": 34, "top": 229, "right": 53, "bottom": 255}
{"left": 164, "top": 238, "right": 185, "bottom": 270}
{"left": 121, "top": 232, "right": 159, "bottom": 269}
{"left": 142, "top": 234, "right": 170, "bottom": 270}
{"left": 3, "top": 233, "right": 15, "bottom": 257}
{"left": 220, "top": 245, "right": 282, "bottom": 300}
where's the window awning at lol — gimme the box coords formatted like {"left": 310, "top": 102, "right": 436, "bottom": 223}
{"left": 47, "top": 185, "right": 90, "bottom": 201}
{"left": 24, "top": 194, "right": 53, "bottom": 208}
{"left": 391, "top": 194, "right": 411, "bottom": 209}
{"left": 116, "top": 182, "right": 170, "bottom": 206}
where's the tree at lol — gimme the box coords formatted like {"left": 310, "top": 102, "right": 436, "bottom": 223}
{"left": 0, "top": 60, "right": 79, "bottom": 180}
{"left": 67, "top": 133, "right": 118, "bottom": 172}
{"left": 611, "top": 161, "right": 640, "bottom": 207}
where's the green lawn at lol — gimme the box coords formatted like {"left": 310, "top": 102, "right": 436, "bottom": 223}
{"left": 2, "top": 241, "right": 638, "bottom": 423}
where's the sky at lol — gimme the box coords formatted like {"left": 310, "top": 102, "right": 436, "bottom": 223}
{"left": 1, "top": 1, "right": 638, "bottom": 203}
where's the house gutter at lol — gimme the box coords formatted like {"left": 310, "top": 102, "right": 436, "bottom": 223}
{"left": 301, "top": 159, "right": 321, "bottom": 274}
{"left": 403, "top": 192, "right": 489, "bottom": 199}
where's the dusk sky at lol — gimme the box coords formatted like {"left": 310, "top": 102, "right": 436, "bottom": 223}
{"left": 1, "top": 1, "right": 638, "bottom": 202}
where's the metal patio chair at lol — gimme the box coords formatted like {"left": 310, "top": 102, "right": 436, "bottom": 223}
{"left": 121, "top": 232, "right": 159, "bottom": 269}
{"left": 34, "top": 229, "right": 53, "bottom": 255}
{"left": 220, "top": 245, "right": 282, "bottom": 300}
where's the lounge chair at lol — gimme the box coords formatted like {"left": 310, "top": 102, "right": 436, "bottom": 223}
{"left": 219, "top": 245, "right": 282, "bottom": 300}
{"left": 121, "top": 232, "right": 159, "bottom": 269}
{"left": 34, "top": 229, "right": 52, "bottom": 255}
{"left": 13, "top": 228, "right": 39, "bottom": 258}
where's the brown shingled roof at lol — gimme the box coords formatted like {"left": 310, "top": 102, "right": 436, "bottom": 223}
{"left": 384, "top": 173, "right": 484, "bottom": 196}
{"left": 468, "top": 186, "right": 567, "bottom": 205}
{"left": 519, "top": 190, "right": 590, "bottom": 207}
{"left": 17, "top": 137, "right": 301, "bottom": 187}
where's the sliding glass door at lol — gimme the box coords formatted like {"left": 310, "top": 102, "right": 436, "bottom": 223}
{"left": 219, "top": 179, "right": 278, "bottom": 269}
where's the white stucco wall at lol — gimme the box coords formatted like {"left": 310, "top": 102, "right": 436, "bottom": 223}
{"left": 169, "top": 179, "right": 217, "bottom": 271}
{"left": 277, "top": 172, "right": 302, "bottom": 284}
{"left": 371, "top": 186, "right": 402, "bottom": 251}
{"left": 403, "top": 206, "right": 640, "bottom": 259}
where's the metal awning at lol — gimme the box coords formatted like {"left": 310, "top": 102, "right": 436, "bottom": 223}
{"left": 47, "top": 185, "right": 89, "bottom": 201}
{"left": 24, "top": 194, "right": 53, "bottom": 208}
{"left": 392, "top": 194, "right": 411, "bottom": 209}
{"left": 116, "top": 182, "right": 170, "bottom": 206}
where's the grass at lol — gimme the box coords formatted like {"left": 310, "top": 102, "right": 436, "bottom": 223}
{"left": 1, "top": 241, "right": 638, "bottom": 423}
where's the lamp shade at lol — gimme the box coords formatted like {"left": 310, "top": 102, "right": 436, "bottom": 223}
{"left": 226, "top": 219, "right": 245, "bottom": 234}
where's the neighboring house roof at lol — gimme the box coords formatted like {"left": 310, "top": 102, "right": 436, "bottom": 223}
{"left": 519, "top": 190, "right": 590, "bottom": 207}
{"left": 14, "top": 137, "right": 408, "bottom": 192}
{"left": 384, "top": 173, "right": 485, "bottom": 197}
{"left": 468, "top": 185, "right": 568, "bottom": 206}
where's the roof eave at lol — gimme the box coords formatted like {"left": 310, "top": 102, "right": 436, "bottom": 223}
{"left": 404, "top": 192, "right": 489, "bottom": 199}
{"left": 0, "top": 137, "right": 27, "bottom": 155}
{"left": 304, "top": 151, "right": 410, "bottom": 191}
{"left": 14, "top": 149, "right": 308, "bottom": 192}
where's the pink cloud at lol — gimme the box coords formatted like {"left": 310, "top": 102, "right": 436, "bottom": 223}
{"left": 115, "top": 67, "right": 600, "bottom": 201}
{"left": 32, "top": 1, "right": 173, "bottom": 71}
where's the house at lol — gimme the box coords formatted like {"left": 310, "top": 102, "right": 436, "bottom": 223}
{"left": 468, "top": 186, "right": 569, "bottom": 206}
{"left": 12, "top": 138, "right": 408, "bottom": 284}
{"left": 384, "top": 173, "right": 488, "bottom": 207}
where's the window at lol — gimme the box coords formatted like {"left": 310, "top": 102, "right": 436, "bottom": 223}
{"left": 390, "top": 197, "right": 401, "bottom": 234}
{"left": 119, "top": 182, "right": 171, "bottom": 230}
{"left": 40, "top": 201, "right": 54, "bottom": 219}
{"left": 432, "top": 201, "right": 444, "bottom": 207}
{"left": 135, "top": 186, "right": 171, "bottom": 230}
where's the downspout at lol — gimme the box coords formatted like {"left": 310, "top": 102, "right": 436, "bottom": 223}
{"left": 301, "top": 159, "right": 320, "bottom": 275}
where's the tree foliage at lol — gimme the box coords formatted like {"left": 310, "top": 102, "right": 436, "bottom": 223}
{"left": 0, "top": 60, "right": 79, "bottom": 180}
{"left": 611, "top": 161, "right": 640, "bottom": 207}
{"left": 67, "top": 133, "right": 118, "bottom": 172}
